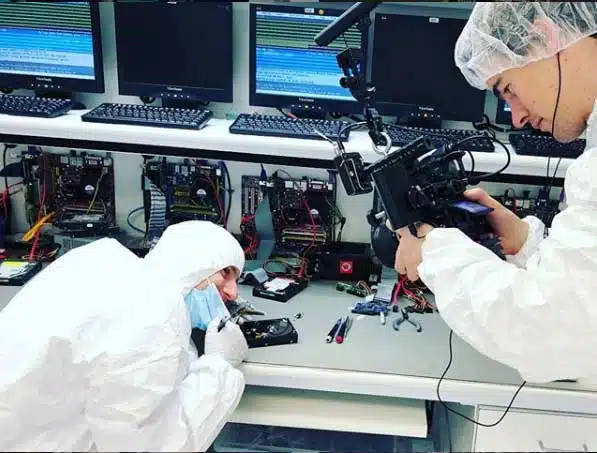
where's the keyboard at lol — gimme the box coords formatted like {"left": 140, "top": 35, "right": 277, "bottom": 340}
{"left": 229, "top": 113, "right": 351, "bottom": 141}
{"left": 81, "top": 103, "right": 213, "bottom": 130}
{"left": 385, "top": 124, "right": 495, "bottom": 152}
{"left": 0, "top": 94, "right": 73, "bottom": 118}
{"left": 509, "top": 133, "right": 586, "bottom": 159}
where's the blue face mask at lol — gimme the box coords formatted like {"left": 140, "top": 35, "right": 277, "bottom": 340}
{"left": 184, "top": 283, "right": 230, "bottom": 330}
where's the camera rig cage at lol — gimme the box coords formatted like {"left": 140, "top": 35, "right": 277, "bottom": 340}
{"left": 314, "top": 2, "right": 511, "bottom": 268}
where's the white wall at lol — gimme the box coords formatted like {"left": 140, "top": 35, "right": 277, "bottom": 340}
{"left": 5, "top": 1, "right": 537, "bottom": 242}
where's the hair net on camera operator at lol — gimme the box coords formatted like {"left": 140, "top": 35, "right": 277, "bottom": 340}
{"left": 455, "top": 2, "right": 597, "bottom": 90}
{"left": 0, "top": 220, "right": 245, "bottom": 452}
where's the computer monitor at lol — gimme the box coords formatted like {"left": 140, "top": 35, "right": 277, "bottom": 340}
{"left": 370, "top": 12, "right": 486, "bottom": 124}
{"left": 0, "top": 1, "right": 104, "bottom": 96}
{"left": 249, "top": 4, "right": 367, "bottom": 115}
{"left": 496, "top": 98, "right": 512, "bottom": 126}
{"left": 113, "top": 1, "right": 233, "bottom": 107}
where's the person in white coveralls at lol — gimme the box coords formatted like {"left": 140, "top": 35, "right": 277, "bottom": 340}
{"left": 0, "top": 220, "right": 248, "bottom": 451}
{"left": 395, "top": 2, "right": 597, "bottom": 385}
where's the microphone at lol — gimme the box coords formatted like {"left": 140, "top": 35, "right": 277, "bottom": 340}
{"left": 314, "top": 1, "right": 382, "bottom": 47}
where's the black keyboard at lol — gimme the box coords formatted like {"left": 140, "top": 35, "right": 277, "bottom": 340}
{"left": 81, "top": 103, "right": 213, "bottom": 130}
{"left": 509, "top": 133, "right": 586, "bottom": 159}
{"left": 229, "top": 113, "right": 351, "bottom": 141}
{"left": 0, "top": 94, "right": 73, "bottom": 118}
{"left": 385, "top": 124, "right": 495, "bottom": 152}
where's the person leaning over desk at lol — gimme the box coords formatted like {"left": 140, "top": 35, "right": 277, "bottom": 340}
{"left": 394, "top": 2, "right": 597, "bottom": 386}
{"left": 0, "top": 220, "right": 249, "bottom": 452}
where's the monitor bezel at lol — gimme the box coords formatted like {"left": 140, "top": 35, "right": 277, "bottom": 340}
{"left": 369, "top": 11, "right": 486, "bottom": 123}
{"left": 113, "top": 1, "right": 234, "bottom": 104}
{"left": 0, "top": 1, "right": 105, "bottom": 94}
{"left": 249, "top": 3, "right": 368, "bottom": 114}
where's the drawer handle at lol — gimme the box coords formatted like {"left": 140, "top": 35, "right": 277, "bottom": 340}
{"left": 538, "top": 440, "right": 589, "bottom": 452}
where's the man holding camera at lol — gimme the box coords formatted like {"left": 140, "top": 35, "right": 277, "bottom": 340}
{"left": 395, "top": 2, "right": 597, "bottom": 386}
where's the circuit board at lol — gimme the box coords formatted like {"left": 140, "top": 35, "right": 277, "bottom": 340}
{"left": 495, "top": 192, "right": 560, "bottom": 228}
{"left": 240, "top": 172, "right": 340, "bottom": 258}
{"left": 22, "top": 150, "right": 116, "bottom": 234}
{"left": 143, "top": 157, "right": 228, "bottom": 228}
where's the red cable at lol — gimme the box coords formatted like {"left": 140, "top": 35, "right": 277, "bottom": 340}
{"left": 297, "top": 193, "right": 317, "bottom": 278}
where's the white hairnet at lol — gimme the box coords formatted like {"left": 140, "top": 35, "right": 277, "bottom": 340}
{"left": 142, "top": 221, "right": 245, "bottom": 297}
{"left": 455, "top": 2, "right": 597, "bottom": 90}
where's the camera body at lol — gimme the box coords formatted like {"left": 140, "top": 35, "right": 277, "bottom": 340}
{"left": 334, "top": 136, "right": 504, "bottom": 267}
{"left": 317, "top": 10, "right": 503, "bottom": 268}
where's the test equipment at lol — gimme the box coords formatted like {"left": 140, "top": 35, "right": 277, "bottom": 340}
{"left": 142, "top": 157, "right": 231, "bottom": 237}
{"left": 240, "top": 171, "right": 339, "bottom": 256}
{"left": 22, "top": 149, "right": 117, "bottom": 236}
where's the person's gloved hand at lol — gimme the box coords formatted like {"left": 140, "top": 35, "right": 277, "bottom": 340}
{"left": 394, "top": 223, "right": 434, "bottom": 281}
{"left": 464, "top": 188, "right": 529, "bottom": 255}
{"left": 204, "top": 317, "right": 249, "bottom": 368}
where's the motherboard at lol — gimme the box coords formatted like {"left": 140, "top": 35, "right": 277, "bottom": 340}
{"left": 142, "top": 157, "right": 230, "bottom": 234}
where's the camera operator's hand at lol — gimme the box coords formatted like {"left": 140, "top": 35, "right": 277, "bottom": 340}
{"left": 394, "top": 223, "right": 434, "bottom": 281}
{"left": 464, "top": 188, "right": 529, "bottom": 255}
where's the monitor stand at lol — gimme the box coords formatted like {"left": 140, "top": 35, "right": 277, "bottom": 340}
{"left": 161, "top": 97, "right": 208, "bottom": 111}
{"left": 34, "top": 90, "right": 86, "bottom": 110}
{"left": 396, "top": 110, "right": 442, "bottom": 130}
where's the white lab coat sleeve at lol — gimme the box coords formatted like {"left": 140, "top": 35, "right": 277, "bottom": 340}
{"left": 86, "top": 295, "right": 245, "bottom": 452}
{"left": 505, "top": 215, "right": 546, "bottom": 268}
{"left": 418, "top": 148, "right": 597, "bottom": 383}
{"left": 178, "top": 355, "right": 245, "bottom": 451}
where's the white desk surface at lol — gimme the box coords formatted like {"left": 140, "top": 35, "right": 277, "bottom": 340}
{"left": 0, "top": 110, "right": 572, "bottom": 179}
{"left": 1, "top": 280, "right": 595, "bottom": 417}
{"left": 235, "top": 282, "right": 597, "bottom": 416}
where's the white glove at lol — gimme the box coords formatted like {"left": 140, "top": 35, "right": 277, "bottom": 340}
{"left": 205, "top": 317, "right": 249, "bottom": 368}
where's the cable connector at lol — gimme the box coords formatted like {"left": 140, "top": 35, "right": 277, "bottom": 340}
{"left": 260, "top": 164, "right": 267, "bottom": 182}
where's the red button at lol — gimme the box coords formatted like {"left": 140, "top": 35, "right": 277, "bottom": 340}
{"left": 339, "top": 260, "right": 353, "bottom": 274}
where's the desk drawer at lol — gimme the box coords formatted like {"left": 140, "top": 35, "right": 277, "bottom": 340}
{"left": 474, "top": 407, "right": 597, "bottom": 452}
{"left": 231, "top": 386, "right": 428, "bottom": 438}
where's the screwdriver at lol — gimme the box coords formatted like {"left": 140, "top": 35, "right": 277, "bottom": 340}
{"left": 326, "top": 318, "right": 342, "bottom": 343}
{"left": 335, "top": 316, "right": 351, "bottom": 344}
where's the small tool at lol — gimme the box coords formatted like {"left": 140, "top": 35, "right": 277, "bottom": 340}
{"left": 326, "top": 318, "right": 342, "bottom": 343}
{"left": 217, "top": 317, "right": 229, "bottom": 332}
{"left": 218, "top": 298, "right": 266, "bottom": 332}
{"left": 228, "top": 298, "right": 266, "bottom": 319}
{"left": 343, "top": 316, "right": 353, "bottom": 341}
{"left": 335, "top": 316, "right": 351, "bottom": 344}
{"left": 392, "top": 308, "right": 422, "bottom": 332}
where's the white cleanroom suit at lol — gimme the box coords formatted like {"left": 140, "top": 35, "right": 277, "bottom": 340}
{"left": 420, "top": 2, "right": 597, "bottom": 385}
{"left": 0, "top": 220, "right": 247, "bottom": 451}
